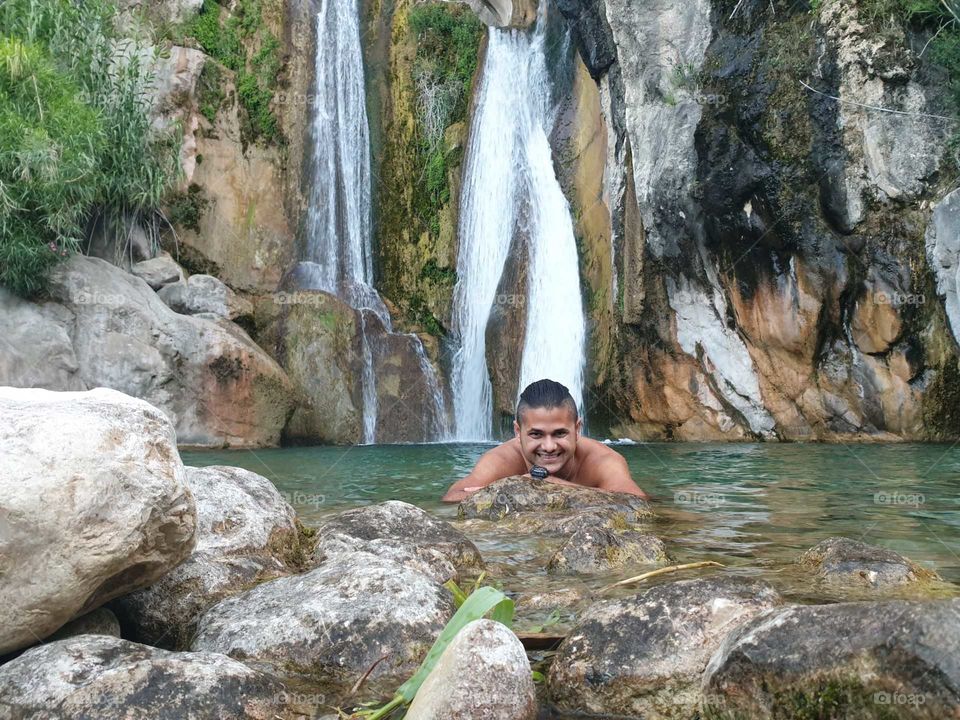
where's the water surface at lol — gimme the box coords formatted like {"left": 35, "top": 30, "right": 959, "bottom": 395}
{"left": 182, "top": 442, "right": 960, "bottom": 619}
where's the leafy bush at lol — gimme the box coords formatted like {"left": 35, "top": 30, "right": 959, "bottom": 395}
{"left": 0, "top": 0, "right": 180, "bottom": 294}
{"left": 0, "top": 39, "right": 103, "bottom": 294}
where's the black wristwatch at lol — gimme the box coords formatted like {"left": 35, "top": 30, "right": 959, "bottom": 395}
{"left": 530, "top": 465, "right": 549, "bottom": 480}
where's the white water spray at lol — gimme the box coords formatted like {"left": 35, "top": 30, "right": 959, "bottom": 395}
{"left": 450, "top": 5, "right": 586, "bottom": 440}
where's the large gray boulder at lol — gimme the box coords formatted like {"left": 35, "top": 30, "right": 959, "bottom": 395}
{"left": 191, "top": 552, "right": 455, "bottom": 691}
{"left": 702, "top": 599, "right": 960, "bottom": 719}
{"left": 0, "top": 635, "right": 291, "bottom": 720}
{"left": 549, "top": 577, "right": 783, "bottom": 718}
{"left": 114, "top": 465, "right": 307, "bottom": 649}
{"left": 0, "top": 289, "right": 84, "bottom": 390}
{"left": 19, "top": 254, "right": 296, "bottom": 448}
{"left": 405, "top": 619, "right": 537, "bottom": 720}
{"left": 0, "top": 387, "right": 196, "bottom": 655}
{"left": 311, "top": 500, "right": 483, "bottom": 584}
{"left": 799, "top": 537, "right": 939, "bottom": 590}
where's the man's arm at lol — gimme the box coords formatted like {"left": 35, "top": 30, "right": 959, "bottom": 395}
{"left": 585, "top": 452, "right": 650, "bottom": 500}
{"left": 441, "top": 442, "right": 525, "bottom": 502}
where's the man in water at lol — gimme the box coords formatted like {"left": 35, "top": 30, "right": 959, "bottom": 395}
{"left": 442, "top": 378, "right": 650, "bottom": 502}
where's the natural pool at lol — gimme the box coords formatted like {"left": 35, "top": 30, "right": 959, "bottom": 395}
{"left": 182, "top": 441, "right": 960, "bottom": 627}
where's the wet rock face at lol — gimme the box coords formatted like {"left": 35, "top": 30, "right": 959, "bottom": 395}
{"left": 0, "top": 635, "right": 289, "bottom": 720}
{"left": 0, "top": 387, "right": 196, "bottom": 655}
{"left": 798, "top": 537, "right": 938, "bottom": 589}
{"left": 555, "top": 0, "right": 617, "bottom": 79}
{"left": 458, "top": 476, "right": 653, "bottom": 522}
{"left": 114, "top": 465, "right": 305, "bottom": 649}
{"left": 546, "top": 527, "right": 668, "bottom": 575}
{"left": 702, "top": 599, "right": 960, "bottom": 719}
{"left": 311, "top": 501, "right": 484, "bottom": 584}
{"left": 926, "top": 187, "right": 960, "bottom": 345}
{"left": 191, "top": 552, "right": 455, "bottom": 691}
{"left": 405, "top": 619, "right": 538, "bottom": 720}
{"left": 549, "top": 576, "right": 783, "bottom": 719}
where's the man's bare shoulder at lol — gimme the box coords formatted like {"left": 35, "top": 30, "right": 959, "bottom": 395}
{"left": 577, "top": 436, "right": 624, "bottom": 460}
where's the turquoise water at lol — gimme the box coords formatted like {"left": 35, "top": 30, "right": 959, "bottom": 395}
{"left": 181, "top": 442, "right": 960, "bottom": 608}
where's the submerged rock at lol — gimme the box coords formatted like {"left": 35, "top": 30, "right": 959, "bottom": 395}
{"left": 0, "top": 387, "right": 196, "bottom": 655}
{"left": 114, "top": 465, "right": 307, "bottom": 649}
{"left": 702, "top": 599, "right": 960, "bottom": 719}
{"left": 0, "top": 635, "right": 290, "bottom": 720}
{"left": 458, "top": 476, "right": 653, "bottom": 522}
{"left": 311, "top": 500, "right": 483, "bottom": 584}
{"left": 546, "top": 527, "right": 668, "bottom": 575}
{"left": 405, "top": 619, "right": 537, "bottom": 720}
{"left": 549, "top": 576, "right": 782, "bottom": 719}
{"left": 191, "top": 552, "right": 454, "bottom": 691}
{"left": 798, "top": 537, "right": 939, "bottom": 590}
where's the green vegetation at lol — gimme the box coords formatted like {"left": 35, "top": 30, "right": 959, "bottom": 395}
{"left": 0, "top": 0, "right": 180, "bottom": 295}
{"left": 167, "top": 183, "right": 209, "bottom": 233}
{"left": 353, "top": 583, "right": 515, "bottom": 719}
{"left": 186, "top": 0, "right": 283, "bottom": 145}
{"left": 408, "top": 3, "right": 483, "bottom": 243}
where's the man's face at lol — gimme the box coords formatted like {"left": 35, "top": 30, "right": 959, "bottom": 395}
{"left": 513, "top": 405, "right": 582, "bottom": 475}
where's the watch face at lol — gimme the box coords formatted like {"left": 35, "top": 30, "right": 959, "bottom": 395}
{"left": 530, "top": 465, "right": 549, "bottom": 480}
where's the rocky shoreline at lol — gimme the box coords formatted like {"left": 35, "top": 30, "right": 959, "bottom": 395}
{"left": 1, "top": 387, "right": 958, "bottom": 719}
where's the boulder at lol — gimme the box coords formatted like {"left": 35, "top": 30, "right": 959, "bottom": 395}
{"left": 702, "top": 599, "right": 960, "bottom": 719}
{"left": 546, "top": 528, "right": 668, "bottom": 575}
{"left": 405, "top": 619, "right": 537, "bottom": 720}
{"left": 48, "top": 608, "right": 122, "bottom": 642}
{"left": 458, "top": 476, "right": 653, "bottom": 522}
{"left": 114, "top": 465, "right": 307, "bottom": 649}
{"left": 0, "top": 635, "right": 291, "bottom": 720}
{"left": 798, "top": 537, "right": 939, "bottom": 590}
{"left": 35, "top": 255, "right": 295, "bottom": 447}
{"left": 191, "top": 552, "right": 455, "bottom": 691}
{"left": 158, "top": 274, "right": 254, "bottom": 321}
{"left": 311, "top": 501, "right": 483, "bottom": 584}
{"left": 549, "top": 577, "right": 783, "bottom": 718}
{"left": 0, "top": 289, "right": 84, "bottom": 390}
{"left": 0, "top": 387, "right": 196, "bottom": 655}
{"left": 131, "top": 253, "right": 185, "bottom": 290}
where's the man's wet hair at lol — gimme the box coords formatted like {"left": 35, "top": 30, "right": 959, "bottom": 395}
{"left": 516, "top": 379, "right": 578, "bottom": 426}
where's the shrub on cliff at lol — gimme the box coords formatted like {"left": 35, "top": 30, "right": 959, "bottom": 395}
{"left": 0, "top": 0, "right": 179, "bottom": 296}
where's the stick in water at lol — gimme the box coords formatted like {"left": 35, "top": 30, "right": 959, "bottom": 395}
{"left": 601, "top": 561, "right": 725, "bottom": 592}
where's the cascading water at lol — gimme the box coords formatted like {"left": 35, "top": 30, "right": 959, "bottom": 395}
{"left": 298, "top": 0, "right": 449, "bottom": 443}
{"left": 450, "top": 3, "right": 586, "bottom": 440}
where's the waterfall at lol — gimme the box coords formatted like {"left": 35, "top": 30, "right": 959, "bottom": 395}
{"left": 450, "top": 3, "right": 586, "bottom": 440}
{"left": 299, "top": 0, "right": 449, "bottom": 443}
